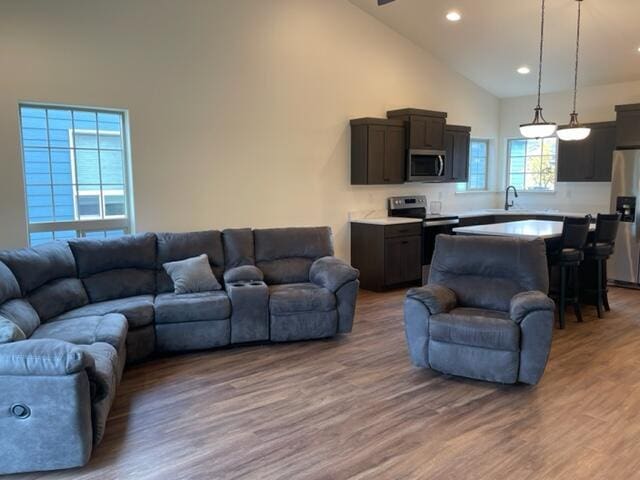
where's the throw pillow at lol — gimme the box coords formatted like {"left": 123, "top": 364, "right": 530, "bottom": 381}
{"left": 163, "top": 254, "right": 221, "bottom": 294}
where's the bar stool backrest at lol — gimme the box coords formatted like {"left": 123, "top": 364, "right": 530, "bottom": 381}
{"left": 593, "top": 213, "right": 621, "bottom": 246}
{"left": 561, "top": 215, "right": 591, "bottom": 250}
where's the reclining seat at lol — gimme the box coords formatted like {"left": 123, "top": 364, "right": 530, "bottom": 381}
{"left": 253, "top": 227, "right": 359, "bottom": 342}
{"left": 154, "top": 230, "right": 231, "bottom": 351}
{"left": 58, "top": 234, "right": 158, "bottom": 364}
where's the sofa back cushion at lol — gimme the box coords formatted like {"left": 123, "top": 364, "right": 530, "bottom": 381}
{"left": 0, "top": 316, "right": 26, "bottom": 344}
{"left": 0, "top": 243, "right": 88, "bottom": 321}
{"left": 429, "top": 235, "right": 549, "bottom": 312}
{"left": 156, "top": 231, "right": 224, "bottom": 293}
{"left": 223, "top": 228, "right": 255, "bottom": 269}
{"left": 0, "top": 261, "right": 20, "bottom": 305}
{"left": 254, "top": 227, "right": 334, "bottom": 284}
{"left": 69, "top": 233, "right": 157, "bottom": 302}
{"left": 0, "top": 299, "right": 40, "bottom": 337}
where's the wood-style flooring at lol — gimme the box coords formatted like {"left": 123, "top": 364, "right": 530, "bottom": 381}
{"left": 11, "top": 287, "right": 640, "bottom": 480}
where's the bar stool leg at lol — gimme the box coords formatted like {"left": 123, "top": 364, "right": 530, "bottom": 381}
{"left": 596, "top": 259, "right": 604, "bottom": 319}
{"left": 559, "top": 265, "right": 567, "bottom": 329}
{"left": 573, "top": 265, "right": 583, "bottom": 323}
{"left": 603, "top": 259, "right": 611, "bottom": 312}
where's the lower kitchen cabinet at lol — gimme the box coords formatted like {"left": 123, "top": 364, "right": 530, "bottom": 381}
{"left": 351, "top": 222, "right": 422, "bottom": 291}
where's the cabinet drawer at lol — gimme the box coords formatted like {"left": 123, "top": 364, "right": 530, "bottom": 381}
{"left": 384, "top": 223, "right": 422, "bottom": 238}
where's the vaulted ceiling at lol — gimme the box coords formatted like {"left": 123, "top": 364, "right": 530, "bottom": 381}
{"left": 349, "top": 0, "right": 640, "bottom": 98}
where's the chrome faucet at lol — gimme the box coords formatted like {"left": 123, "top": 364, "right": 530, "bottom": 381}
{"left": 504, "top": 185, "right": 519, "bottom": 211}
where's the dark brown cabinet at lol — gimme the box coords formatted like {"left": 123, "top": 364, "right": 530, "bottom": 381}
{"left": 351, "top": 222, "right": 422, "bottom": 291}
{"left": 444, "top": 125, "right": 471, "bottom": 183}
{"left": 557, "top": 122, "right": 616, "bottom": 182}
{"left": 615, "top": 104, "right": 640, "bottom": 149}
{"left": 387, "top": 108, "right": 447, "bottom": 150}
{"left": 350, "top": 118, "right": 405, "bottom": 185}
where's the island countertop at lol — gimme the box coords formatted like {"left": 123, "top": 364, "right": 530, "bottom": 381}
{"left": 453, "top": 219, "right": 595, "bottom": 240}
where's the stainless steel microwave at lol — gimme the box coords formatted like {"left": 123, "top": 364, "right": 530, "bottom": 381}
{"left": 406, "top": 149, "right": 446, "bottom": 182}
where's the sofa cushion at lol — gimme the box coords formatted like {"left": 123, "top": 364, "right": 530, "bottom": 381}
{"left": 82, "top": 269, "right": 155, "bottom": 303}
{"left": 269, "top": 283, "right": 336, "bottom": 314}
{"left": 0, "top": 316, "right": 26, "bottom": 344}
{"left": 255, "top": 227, "right": 333, "bottom": 284}
{"left": 163, "top": 254, "right": 222, "bottom": 294}
{"left": 0, "top": 261, "right": 20, "bottom": 304}
{"left": 54, "top": 295, "right": 154, "bottom": 329}
{"left": 430, "top": 307, "right": 520, "bottom": 352}
{"left": 223, "top": 228, "right": 255, "bottom": 269}
{"left": 0, "top": 242, "right": 77, "bottom": 295}
{"left": 31, "top": 313, "right": 128, "bottom": 355}
{"left": 0, "top": 299, "right": 40, "bottom": 337}
{"left": 154, "top": 291, "right": 231, "bottom": 324}
{"left": 156, "top": 231, "right": 225, "bottom": 293}
{"left": 27, "top": 278, "right": 89, "bottom": 321}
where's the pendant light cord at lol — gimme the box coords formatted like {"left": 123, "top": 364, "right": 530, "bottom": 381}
{"left": 536, "top": 0, "right": 546, "bottom": 109}
{"left": 572, "top": 0, "right": 582, "bottom": 115}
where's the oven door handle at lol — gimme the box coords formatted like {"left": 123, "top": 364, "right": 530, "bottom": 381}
{"left": 438, "top": 155, "right": 444, "bottom": 176}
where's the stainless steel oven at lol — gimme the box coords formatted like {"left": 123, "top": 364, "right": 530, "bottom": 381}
{"left": 406, "top": 149, "right": 446, "bottom": 182}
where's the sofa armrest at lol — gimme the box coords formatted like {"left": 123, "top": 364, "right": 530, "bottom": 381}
{"left": 510, "top": 291, "right": 555, "bottom": 324}
{"left": 0, "top": 339, "right": 95, "bottom": 377}
{"left": 223, "top": 265, "right": 264, "bottom": 284}
{"left": 406, "top": 284, "right": 457, "bottom": 315}
{"left": 309, "top": 256, "right": 359, "bottom": 293}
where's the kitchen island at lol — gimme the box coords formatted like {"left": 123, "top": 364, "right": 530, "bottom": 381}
{"left": 453, "top": 219, "right": 595, "bottom": 240}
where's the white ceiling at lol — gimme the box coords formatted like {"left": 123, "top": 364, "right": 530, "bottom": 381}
{"left": 349, "top": 0, "right": 640, "bottom": 98}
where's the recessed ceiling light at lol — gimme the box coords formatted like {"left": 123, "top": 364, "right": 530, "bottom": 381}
{"left": 446, "top": 11, "right": 461, "bottom": 22}
{"left": 517, "top": 66, "right": 531, "bottom": 75}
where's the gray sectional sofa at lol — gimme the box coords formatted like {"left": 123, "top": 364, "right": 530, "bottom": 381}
{"left": 0, "top": 226, "right": 359, "bottom": 475}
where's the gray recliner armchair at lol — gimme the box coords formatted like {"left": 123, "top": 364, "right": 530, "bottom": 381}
{"left": 404, "top": 234, "right": 555, "bottom": 385}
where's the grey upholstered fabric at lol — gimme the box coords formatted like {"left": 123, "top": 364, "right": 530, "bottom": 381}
{"left": 82, "top": 268, "right": 155, "bottom": 303}
{"left": 0, "top": 316, "right": 26, "bottom": 343}
{"left": 223, "top": 265, "right": 264, "bottom": 284}
{"left": 335, "top": 279, "right": 359, "bottom": 334}
{"left": 54, "top": 295, "right": 155, "bottom": 329}
{"left": 125, "top": 325, "right": 155, "bottom": 364}
{"left": 255, "top": 227, "right": 333, "bottom": 284}
{"left": 155, "top": 319, "right": 230, "bottom": 351}
{"left": 156, "top": 230, "right": 225, "bottom": 293}
{"left": 406, "top": 284, "right": 456, "bottom": 315}
{"left": 226, "top": 281, "right": 269, "bottom": 343}
{"left": 404, "top": 235, "right": 554, "bottom": 385}
{"left": 0, "top": 260, "right": 20, "bottom": 304}
{"left": 163, "top": 254, "right": 222, "bottom": 294}
{"left": 0, "top": 242, "right": 77, "bottom": 295}
{"left": 0, "top": 299, "right": 40, "bottom": 338}
{"left": 0, "top": 338, "right": 94, "bottom": 376}
{"left": 309, "top": 256, "right": 359, "bottom": 293}
{"left": 510, "top": 291, "right": 555, "bottom": 324}
{"left": 31, "top": 314, "right": 128, "bottom": 355}
{"left": 154, "top": 291, "right": 231, "bottom": 324}
{"left": 269, "top": 283, "right": 336, "bottom": 314}
{"left": 270, "top": 310, "right": 338, "bottom": 342}
{"left": 430, "top": 308, "right": 519, "bottom": 352}
{"left": 429, "top": 235, "right": 549, "bottom": 312}
{"left": 27, "top": 278, "right": 89, "bottom": 322}
{"left": 223, "top": 228, "right": 255, "bottom": 269}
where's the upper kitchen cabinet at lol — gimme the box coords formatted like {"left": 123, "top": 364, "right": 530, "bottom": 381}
{"left": 557, "top": 122, "right": 616, "bottom": 182}
{"left": 387, "top": 109, "right": 447, "bottom": 150}
{"left": 615, "top": 104, "right": 640, "bottom": 149}
{"left": 444, "top": 125, "right": 471, "bottom": 183}
{"left": 350, "top": 118, "right": 405, "bottom": 185}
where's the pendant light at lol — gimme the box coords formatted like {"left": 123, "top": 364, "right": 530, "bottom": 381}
{"left": 557, "top": 0, "right": 591, "bottom": 141}
{"left": 520, "top": 0, "right": 557, "bottom": 138}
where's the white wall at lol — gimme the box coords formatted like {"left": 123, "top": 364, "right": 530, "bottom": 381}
{"left": 0, "top": 0, "right": 500, "bottom": 258}
{"left": 498, "top": 79, "right": 640, "bottom": 213}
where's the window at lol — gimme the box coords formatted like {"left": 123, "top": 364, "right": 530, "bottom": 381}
{"left": 507, "top": 137, "right": 558, "bottom": 192}
{"left": 19, "top": 104, "right": 133, "bottom": 246}
{"left": 457, "top": 139, "right": 489, "bottom": 192}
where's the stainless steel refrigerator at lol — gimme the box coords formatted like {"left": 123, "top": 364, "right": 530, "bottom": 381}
{"left": 609, "top": 149, "right": 640, "bottom": 287}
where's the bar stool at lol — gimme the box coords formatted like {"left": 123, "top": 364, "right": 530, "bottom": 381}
{"left": 584, "top": 213, "right": 621, "bottom": 318}
{"left": 549, "top": 216, "right": 591, "bottom": 329}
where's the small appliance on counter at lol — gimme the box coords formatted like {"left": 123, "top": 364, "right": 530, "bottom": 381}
{"left": 388, "top": 195, "right": 459, "bottom": 282}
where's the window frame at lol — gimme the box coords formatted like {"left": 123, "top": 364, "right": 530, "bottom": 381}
{"left": 18, "top": 102, "right": 135, "bottom": 244}
{"left": 506, "top": 137, "right": 558, "bottom": 193}
{"left": 466, "top": 138, "right": 489, "bottom": 191}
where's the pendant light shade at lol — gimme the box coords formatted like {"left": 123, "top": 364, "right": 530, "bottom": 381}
{"left": 557, "top": 0, "right": 590, "bottom": 141}
{"left": 520, "top": 0, "right": 557, "bottom": 139}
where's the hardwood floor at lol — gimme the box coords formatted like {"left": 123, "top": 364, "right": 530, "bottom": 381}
{"left": 10, "top": 287, "right": 640, "bottom": 480}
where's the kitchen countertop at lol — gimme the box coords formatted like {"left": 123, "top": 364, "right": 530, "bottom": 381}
{"left": 444, "top": 208, "right": 593, "bottom": 219}
{"left": 350, "top": 217, "right": 422, "bottom": 226}
{"left": 453, "top": 219, "right": 596, "bottom": 240}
